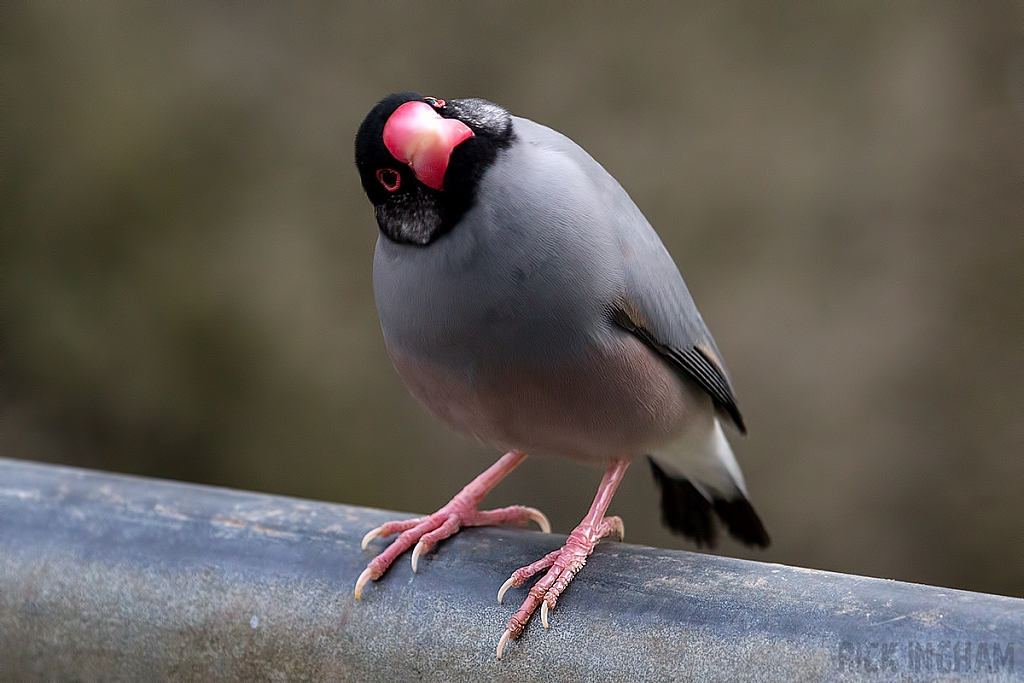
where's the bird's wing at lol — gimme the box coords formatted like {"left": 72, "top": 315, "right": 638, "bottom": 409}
{"left": 610, "top": 221, "right": 746, "bottom": 434}
{"left": 510, "top": 116, "right": 745, "bottom": 431}
{"left": 612, "top": 300, "right": 745, "bottom": 433}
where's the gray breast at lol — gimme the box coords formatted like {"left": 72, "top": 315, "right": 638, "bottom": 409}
{"left": 387, "top": 332, "right": 705, "bottom": 462}
{"left": 372, "top": 122, "right": 624, "bottom": 369}
{"left": 372, "top": 117, "right": 704, "bottom": 460}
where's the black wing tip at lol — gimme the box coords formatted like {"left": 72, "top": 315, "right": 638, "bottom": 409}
{"left": 726, "top": 407, "right": 748, "bottom": 435}
{"left": 688, "top": 345, "right": 747, "bottom": 435}
{"left": 649, "top": 457, "right": 769, "bottom": 549}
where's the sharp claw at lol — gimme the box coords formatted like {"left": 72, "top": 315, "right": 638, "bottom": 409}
{"left": 497, "top": 576, "right": 516, "bottom": 604}
{"left": 526, "top": 508, "right": 551, "bottom": 534}
{"left": 361, "top": 526, "right": 383, "bottom": 550}
{"left": 541, "top": 600, "right": 550, "bottom": 629}
{"left": 496, "top": 629, "right": 512, "bottom": 661}
{"left": 411, "top": 540, "right": 426, "bottom": 573}
{"left": 354, "top": 566, "right": 374, "bottom": 600}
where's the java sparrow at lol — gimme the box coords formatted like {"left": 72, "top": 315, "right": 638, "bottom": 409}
{"left": 353, "top": 92, "right": 769, "bottom": 659}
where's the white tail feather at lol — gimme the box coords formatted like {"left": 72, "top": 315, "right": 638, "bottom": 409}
{"left": 651, "top": 414, "right": 747, "bottom": 500}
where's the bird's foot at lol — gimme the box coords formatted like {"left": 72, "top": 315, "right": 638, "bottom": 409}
{"left": 355, "top": 497, "right": 550, "bottom": 599}
{"left": 495, "top": 514, "right": 624, "bottom": 660}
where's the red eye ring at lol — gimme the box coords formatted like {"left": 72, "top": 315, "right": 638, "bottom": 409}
{"left": 376, "top": 168, "right": 401, "bottom": 192}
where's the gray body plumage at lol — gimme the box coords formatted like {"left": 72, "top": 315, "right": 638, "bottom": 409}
{"left": 376, "top": 117, "right": 717, "bottom": 363}
{"left": 374, "top": 117, "right": 742, "bottom": 493}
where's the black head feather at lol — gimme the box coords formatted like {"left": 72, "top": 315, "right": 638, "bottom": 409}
{"left": 354, "top": 92, "right": 514, "bottom": 246}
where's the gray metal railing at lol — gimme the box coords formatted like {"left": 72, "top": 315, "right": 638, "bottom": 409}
{"left": 0, "top": 457, "right": 1020, "bottom": 682}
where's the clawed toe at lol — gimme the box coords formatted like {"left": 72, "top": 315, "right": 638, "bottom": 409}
{"left": 411, "top": 539, "right": 428, "bottom": 573}
{"left": 353, "top": 461, "right": 551, "bottom": 602}
{"left": 496, "top": 629, "right": 513, "bottom": 661}
{"left": 354, "top": 566, "right": 375, "bottom": 600}
{"left": 494, "top": 510, "right": 624, "bottom": 659}
{"left": 497, "top": 576, "right": 516, "bottom": 604}
{"left": 360, "top": 525, "right": 383, "bottom": 550}
{"left": 526, "top": 507, "right": 552, "bottom": 534}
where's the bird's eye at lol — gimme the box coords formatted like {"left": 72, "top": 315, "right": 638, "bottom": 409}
{"left": 376, "top": 168, "right": 401, "bottom": 192}
{"left": 424, "top": 97, "right": 445, "bottom": 110}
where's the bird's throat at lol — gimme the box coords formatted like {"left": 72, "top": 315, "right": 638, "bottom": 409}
{"left": 375, "top": 186, "right": 447, "bottom": 246}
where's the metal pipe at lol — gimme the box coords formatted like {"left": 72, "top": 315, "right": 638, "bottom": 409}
{"left": 0, "top": 457, "right": 1019, "bottom": 682}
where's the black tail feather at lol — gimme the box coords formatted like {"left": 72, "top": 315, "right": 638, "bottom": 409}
{"left": 650, "top": 458, "right": 718, "bottom": 547}
{"left": 649, "top": 457, "right": 770, "bottom": 549}
{"left": 713, "top": 496, "right": 771, "bottom": 548}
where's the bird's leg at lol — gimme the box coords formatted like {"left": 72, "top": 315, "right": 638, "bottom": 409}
{"left": 495, "top": 457, "right": 630, "bottom": 660}
{"left": 355, "top": 450, "right": 549, "bottom": 599}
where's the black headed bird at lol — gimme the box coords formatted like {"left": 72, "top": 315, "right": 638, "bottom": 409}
{"left": 353, "top": 93, "right": 769, "bottom": 659}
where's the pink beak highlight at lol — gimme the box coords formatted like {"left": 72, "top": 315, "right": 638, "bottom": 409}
{"left": 383, "top": 101, "right": 474, "bottom": 191}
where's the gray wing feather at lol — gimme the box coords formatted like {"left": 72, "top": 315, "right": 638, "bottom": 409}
{"left": 610, "top": 215, "right": 746, "bottom": 433}
{"left": 611, "top": 304, "right": 746, "bottom": 433}
{"left": 511, "top": 117, "right": 746, "bottom": 432}
{"left": 613, "top": 213, "right": 747, "bottom": 434}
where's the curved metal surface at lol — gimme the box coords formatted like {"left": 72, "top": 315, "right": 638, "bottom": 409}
{"left": 0, "top": 457, "right": 1020, "bottom": 682}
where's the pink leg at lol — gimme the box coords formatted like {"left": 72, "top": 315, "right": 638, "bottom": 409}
{"left": 495, "top": 457, "right": 631, "bottom": 660}
{"left": 354, "top": 450, "right": 550, "bottom": 599}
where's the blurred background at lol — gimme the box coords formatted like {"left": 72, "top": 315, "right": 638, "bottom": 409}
{"left": 3, "top": 3, "right": 1022, "bottom": 597}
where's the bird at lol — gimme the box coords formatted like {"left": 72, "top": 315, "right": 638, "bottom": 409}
{"left": 352, "top": 92, "right": 769, "bottom": 660}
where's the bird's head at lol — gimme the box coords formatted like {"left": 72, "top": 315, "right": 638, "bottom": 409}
{"left": 355, "top": 92, "right": 513, "bottom": 245}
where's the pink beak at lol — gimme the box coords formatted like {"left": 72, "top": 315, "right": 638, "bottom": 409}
{"left": 383, "top": 101, "right": 474, "bottom": 191}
